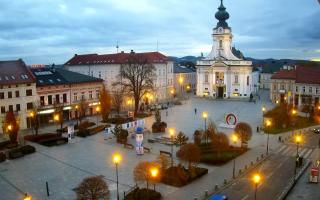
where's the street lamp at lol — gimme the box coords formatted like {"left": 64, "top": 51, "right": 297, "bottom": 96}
{"left": 253, "top": 174, "right": 261, "bottom": 200}
{"left": 23, "top": 193, "right": 32, "bottom": 200}
{"left": 261, "top": 106, "right": 266, "bottom": 126}
{"left": 231, "top": 134, "right": 238, "bottom": 179}
{"left": 202, "top": 112, "right": 208, "bottom": 144}
{"left": 7, "top": 124, "right": 12, "bottom": 131}
{"left": 169, "top": 128, "right": 175, "bottom": 167}
{"left": 178, "top": 77, "right": 184, "bottom": 96}
{"left": 150, "top": 167, "right": 159, "bottom": 191}
{"left": 294, "top": 135, "right": 302, "bottom": 180}
{"left": 113, "top": 153, "right": 122, "bottom": 200}
{"left": 170, "top": 89, "right": 175, "bottom": 99}
{"left": 266, "top": 120, "right": 272, "bottom": 155}
{"left": 291, "top": 108, "right": 297, "bottom": 136}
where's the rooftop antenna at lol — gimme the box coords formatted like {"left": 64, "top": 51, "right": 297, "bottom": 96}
{"left": 156, "top": 40, "right": 159, "bottom": 52}
{"left": 116, "top": 41, "right": 119, "bottom": 53}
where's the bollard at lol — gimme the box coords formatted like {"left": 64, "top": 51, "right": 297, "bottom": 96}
{"left": 215, "top": 184, "right": 219, "bottom": 191}
{"left": 224, "top": 179, "right": 228, "bottom": 185}
{"left": 205, "top": 190, "right": 209, "bottom": 197}
{"left": 46, "top": 181, "right": 50, "bottom": 197}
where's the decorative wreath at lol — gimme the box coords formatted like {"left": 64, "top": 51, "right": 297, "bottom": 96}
{"left": 226, "top": 113, "right": 237, "bottom": 125}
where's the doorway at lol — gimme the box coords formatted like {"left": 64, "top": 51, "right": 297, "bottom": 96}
{"left": 217, "top": 87, "right": 224, "bottom": 98}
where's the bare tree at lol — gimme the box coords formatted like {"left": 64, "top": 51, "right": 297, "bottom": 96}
{"left": 76, "top": 176, "right": 109, "bottom": 200}
{"left": 111, "top": 88, "right": 125, "bottom": 116}
{"left": 176, "top": 143, "right": 201, "bottom": 171}
{"left": 133, "top": 161, "right": 160, "bottom": 190}
{"left": 78, "top": 98, "right": 88, "bottom": 124}
{"left": 234, "top": 122, "right": 252, "bottom": 148}
{"left": 115, "top": 52, "right": 156, "bottom": 116}
{"left": 99, "top": 85, "right": 112, "bottom": 122}
{"left": 203, "top": 120, "right": 218, "bottom": 144}
{"left": 2, "top": 111, "right": 19, "bottom": 145}
{"left": 53, "top": 102, "right": 64, "bottom": 131}
{"left": 156, "top": 154, "right": 170, "bottom": 173}
{"left": 30, "top": 102, "right": 40, "bottom": 135}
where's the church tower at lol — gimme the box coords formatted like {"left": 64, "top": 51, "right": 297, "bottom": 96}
{"left": 206, "top": 0, "right": 240, "bottom": 61}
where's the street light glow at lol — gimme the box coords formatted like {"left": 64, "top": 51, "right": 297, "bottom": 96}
{"left": 202, "top": 112, "right": 208, "bottom": 119}
{"left": 292, "top": 109, "right": 297, "bottom": 115}
{"left": 262, "top": 106, "right": 266, "bottom": 112}
{"left": 169, "top": 128, "right": 175, "bottom": 137}
{"left": 95, "top": 106, "right": 101, "bottom": 112}
{"left": 23, "top": 193, "right": 32, "bottom": 200}
{"left": 170, "top": 89, "right": 175, "bottom": 95}
{"left": 113, "top": 153, "right": 122, "bottom": 165}
{"left": 150, "top": 167, "right": 159, "bottom": 178}
{"left": 253, "top": 174, "right": 261, "bottom": 184}
{"left": 54, "top": 114, "right": 59, "bottom": 122}
{"left": 231, "top": 134, "right": 238, "bottom": 143}
{"left": 7, "top": 125, "right": 12, "bottom": 131}
{"left": 266, "top": 120, "right": 272, "bottom": 127}
{"left": 29, "top": 112, "right": 34, "bottom": 118}
{"left": 295, "top": 135, "right": 302, "bottom": 144}
{"left": 179, "top": 77, "right": 184, "bottom": 84}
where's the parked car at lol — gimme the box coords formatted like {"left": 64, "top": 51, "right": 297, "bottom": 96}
{"left": 313, "top": 127, "right": 320, "bottom": 134}
{"left": 210, "top": 195, "right": 228, "bottom": 200}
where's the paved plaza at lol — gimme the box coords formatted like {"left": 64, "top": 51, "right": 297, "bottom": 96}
{"left": 0, "top": 91, "right": 289, "bottom": 200}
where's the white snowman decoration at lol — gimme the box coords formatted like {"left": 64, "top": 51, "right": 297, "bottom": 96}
{"left": 135, "top": 127, "right": 144, "bottom": 155}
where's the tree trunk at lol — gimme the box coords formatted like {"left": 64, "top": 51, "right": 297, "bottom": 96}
{"left": 134, "top": 97, "right": 139, "bottom": 116}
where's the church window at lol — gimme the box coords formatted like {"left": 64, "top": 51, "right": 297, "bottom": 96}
{"left": 219, "top": 40, "right": 223, "bottom": 48}
{"left": 205, "top": 73, "right": 209, "bottom": 83}
{"left": 234, "top": 75, "right": 239, "bottom": 84}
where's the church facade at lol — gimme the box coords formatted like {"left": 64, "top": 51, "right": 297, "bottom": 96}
{"left": 196, "top": 0, "right": 259, "bottom": 99}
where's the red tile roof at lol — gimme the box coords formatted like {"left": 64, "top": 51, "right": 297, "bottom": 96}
{"left": 271, "top": 66, "right": 320, "bottom": 84}
{"left": 65, "top": 51, "right": 170, "bottom": 66}
{"left": 271, "top": 69, "right": 296, "bottom": 80}
{"left": 0, "top": 59, "right": 36, "bottom": 86}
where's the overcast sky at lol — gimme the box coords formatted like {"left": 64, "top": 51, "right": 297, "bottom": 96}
{"left": 0, "top": 0, "right": 319, "bottom": 64}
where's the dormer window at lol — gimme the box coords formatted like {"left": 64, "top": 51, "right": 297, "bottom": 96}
{"left": 219, "top": 40, "right": 223, "bottom": 48}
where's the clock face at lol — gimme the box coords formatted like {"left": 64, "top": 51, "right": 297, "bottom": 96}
{"left": 218, "top": 27, "right": 223, "bottom": 33}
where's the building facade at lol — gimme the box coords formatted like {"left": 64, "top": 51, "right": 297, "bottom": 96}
{"left": 174, "top": 66, "right": 196, "bottom": 95}
{"left": 65, "top": 51, "right": 174, "bottom": 103}
{"left": 196, "top": 0, "right": 259, "bottom": 99}
{"left": 31, "top": 67, "right": 103, "bottom": 124}
{"left": 270, "top": 66, "right": 320, "bottom": 108}
{"left": 0, "top": 59, "right": 37, "bottom": 133}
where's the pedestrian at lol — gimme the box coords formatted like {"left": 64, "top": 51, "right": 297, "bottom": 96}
{"left": 278, "top": 136, "right": 282, "bottom": 143}
{"left": 194, "top": 108, "right": 197, "bottom": 115}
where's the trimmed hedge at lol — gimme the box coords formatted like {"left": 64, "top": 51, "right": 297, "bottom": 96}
{"left": 199, "top": 146, "right": 247, "bottom": 165}
{"left": 152, "top": 122, "right": 167, "bottom": 133}
{"left": 77, "top": 125, "right": 107, "bottom": 137}
{"left": 124, "top": 188, "right": 161, "bottom": 200}
{"left": 106, "top": 117, "right": 134, "bottom": 124}
{"left": 162, "top": 166, "right": 208, "bottom": 187}
{"left": 8, "top": 145, "right": 37, "bottom": 160}
{"left": 0, "top": 152, "right": 6, "bottom": 162}
{"left": 21, "top": 145, "right": 36, "bottom": 155}
{"left": 0, "top": 141, "right": 11, "bottom": 150}
{"left": 24, "top": 134, "right": 68, "bottom": 147}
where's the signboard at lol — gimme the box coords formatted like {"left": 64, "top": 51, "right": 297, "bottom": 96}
{"left": 68, "top": 124, "right": 75, "bottom": 143}
{"left": 309, "top": 167, "right": 319, "bottom": 183}
{"left": 135, "top": 127, "right": 144, "bottom": 155}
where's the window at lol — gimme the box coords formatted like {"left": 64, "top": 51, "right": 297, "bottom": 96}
{"left": 40, "top": 96, "right": 45, "bottom": 106}
{"left": 48, "top": 95, "right": 53, "bottom": 105}
{"left": 63, "top": 93, "right": 67, "bottom": 103}
{"left": 0, "top": 92, "right": 4, "bottom": 99}
{"left": 316, "top": 87, "right": 319, "bottom": 94}
{"left": 204, "top": 73, "right": 209, "bottom": 83}
{"left": 9, "top": 105, "right": 13, "bottom": 112}
{"left": 234, "top": 74, "right": 239, "bottom": 84}
{"left": 247, "top": 76, "right": 250, "bottom": 86}
{"left": 55, "top": 94, "right": 60, "bottom": 104}
{"left": 219, "top": 40, "right": 223, "bottom": 48}
{"left": 309, "top": 87, "right": 312, "bottom": 93}
{"left": 74, "top": 93, "right": 78, "bottom": 101}
{"left": 96, "top": 90, "right": 100, "bottom": 98}
{"left": 15, "top": 91, "right": 19, "bottom": 97}
{"left": 98, "top": 71, "right": 101, "bottom": 78}
{"left": 8, "top": 91, "right": 12, "bottom": 99}
{"left": 16, "top": 104, "right": 20, "bottom": 112}
{"left": 302, "top": 86, "right": 305, "bottom": 93}
{"left": 89, "top": 91, "right": 93, "bottom": 99}
{"left": 81, "top": 92, "right": 85, "bottom": 100}
{"left": 296, "top": 86, "right": 299, "bottom": 93}
{"left": 273, "top": 84, "right": 277, "bottom": 90}
{"left": 0, "top": 106, "right": 5, "bottom": 114}
{"left": 280, "top": 84, "right": 285, "bottom": 90}
{"left": 26, "top": 89, "right": 32, "bottom": 96}
{"left": 27, "top": 102, "right": 33, "bottom": 110}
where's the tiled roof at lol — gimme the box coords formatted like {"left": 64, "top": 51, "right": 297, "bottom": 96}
{"left": 31, "top": 68, "right": 103, "bottom": 87}
{"left": 65, "top": 51, "right": 169, "bottom": 66}
{"left": 0, "top": 59, "right": 36, "bottom": 86}
{"left": 271, "top": 66, "right": 320, "bottom": 84}
{"left": 174, "top": 66, "right": 196, "bottom": 74}
{"left": 296, "top": 66, "right": 320, "bottom": 84}
{"left": 271, "top": 70, "right": 296, "bottom": 80}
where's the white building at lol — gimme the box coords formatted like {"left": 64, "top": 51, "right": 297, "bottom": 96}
{"left": 196, "top": 0, "right": 259, "bottom": 99}
{"left": 65, "top": 51, "right": 174, "bottom": 103}
{"left": 0, "top": 59, "right": 37, "bottom": 132}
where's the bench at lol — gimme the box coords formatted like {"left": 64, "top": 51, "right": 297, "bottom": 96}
{"left": 160, "top": 150, "right": 172, "bottom": 157}
{"left": 124, "top": 143, "right": 134, "bottom": 149}
{"left": 144, "top": 147, "right": 151, "bottom": 153}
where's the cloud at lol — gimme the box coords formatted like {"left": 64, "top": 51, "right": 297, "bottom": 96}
{"left": 0, "top": 0, "right": 319, "bottom": 63}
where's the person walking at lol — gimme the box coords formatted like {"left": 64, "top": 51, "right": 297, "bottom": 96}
{"left": 194, "top": 108, "right": 197, "bottom": 115}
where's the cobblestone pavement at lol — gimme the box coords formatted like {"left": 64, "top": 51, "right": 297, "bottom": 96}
{"left": 0, "top": 90, "right": 289, "bottom": 200}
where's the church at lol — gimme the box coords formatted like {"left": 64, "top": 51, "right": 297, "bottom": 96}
{"left": 196, "top": 0, "right": 259, "bottom": 99}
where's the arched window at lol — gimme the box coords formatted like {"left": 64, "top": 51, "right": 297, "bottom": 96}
{"left": 219, "top": 40, "right": 223, "bottom": 48}
{"left": 205, "top": 72, "right": 209, "bottom": 83}
{"left": 247, "top": 76, "right": 250, "bottom": 86}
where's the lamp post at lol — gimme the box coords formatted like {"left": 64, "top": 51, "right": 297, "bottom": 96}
{"left": 53, "top": 113, "right": 60, "bottom": 130}
{"left": 265, "top": 120, "right": 271, "bottom": 155}
{"left": 178, "top": 77, "right": 184, "bottom": 97}
{"left": 253, "top": 174, "right": 261, "bottom": 200}
{"left": 294, "top": 135, "right": 302, "bottom": 180}
{"left": 261, "top": 106, "right": 266, "bottom": 126}
{"left": 231, "top": 134, "right": 238, "bottom": 179}
{"left": 291, "top": 108, "right": 297, "bottom": 136}
{"left": 113, "top": 153, "right": 122, "bottom": 200}
{"left": 23, "top": 193, "right": 32, "bottom": 200}
{"left": 202, "top": 112, "right": 208, "bottom": 144}
{"left": 170, "top": 89, "right": 175, "bottom": 99}
{"left": 169, "top": 128, "right": 175, "bottom": 167}
{"left": 150, "top": 167, "right": 159, "bottom": 191}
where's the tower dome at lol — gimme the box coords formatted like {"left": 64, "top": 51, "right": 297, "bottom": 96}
{"left": 215, "top": 0, "right": 230, "bottom": 28}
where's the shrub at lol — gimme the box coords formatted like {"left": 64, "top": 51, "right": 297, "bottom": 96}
{"left": 152, "top": 122, "right": 167, "bottom": 133}
{"left": 176, "top": 143, "right": 201, "bottom": 170}
{"left": 8, "top": 148, "right": 24, "bottom": 159}
{"left": 193, "top": 130, "right": 203, "bottom": 145}
{"left": 234, "top": 122, "right": 252, "bottom": 148}
{"left": 0, "top": 152, "right": 6, "bottom": 162}
{"left": 20, "top": 145, "right": 36, "bottom": 155}
{"left": 76, "top": 176, "right": 109, "bottom": 200}
{"left": 124, "top": 188, "right": 161, "bottom": 200}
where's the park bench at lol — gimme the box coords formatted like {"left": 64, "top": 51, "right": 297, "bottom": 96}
{"left": 124, "top": 143, "right": 134, "bottom": 149}
{"left": 160, "top": 150, "right": 171, "bottom": 157}
{"left": 144, "top": 147, "right": 151, "bottom": 153}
